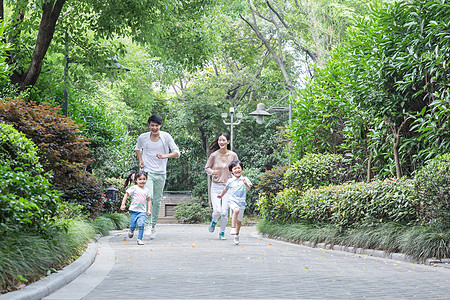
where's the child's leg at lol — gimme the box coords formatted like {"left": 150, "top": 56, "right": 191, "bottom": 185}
{"left": 136, "top": 212, "right": 146, "bottom": 240}
{"left": 129, "top": 211, "right": 138, "bottom": 231}
{"left": 235, "top": 207, "right": 245, "bottom": 235}
{"left": 232, "top": 207, "right": 239, "bottom": 228}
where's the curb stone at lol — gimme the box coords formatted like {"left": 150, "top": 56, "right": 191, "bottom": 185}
{"left": 0, "top": 242, "right": 98, "bottom": 300}
{"left": 263, "top": 234, "right": 449, "bottom": 267}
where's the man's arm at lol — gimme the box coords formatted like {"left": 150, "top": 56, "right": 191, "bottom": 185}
{"left": 166, "top": 133, "right": 180, "bottom": 158}
{"left": 136, "top": 150, "right": 144, "bottom": 169}
{"left": 156, "top": 152, "right": 178, "bottom": 159}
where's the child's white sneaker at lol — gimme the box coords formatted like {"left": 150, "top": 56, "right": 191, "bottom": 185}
{"left": 230, "top": 227, "right": 236, "bottom": 235}
{"left": 150, "top": 228, "right": 156, "bottom": 239}
{"left": 234, "top": 235, "right": 240, "bottom": 245}
{"left": 137, "top": 239, "right": 144, "bottom": 245}
{"left": 128, "top": 229, "right": 134, "bottom": 238}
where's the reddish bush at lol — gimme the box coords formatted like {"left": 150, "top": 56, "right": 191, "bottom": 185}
{"left": 0, "top": 98, "right": 104, "bottom": 215}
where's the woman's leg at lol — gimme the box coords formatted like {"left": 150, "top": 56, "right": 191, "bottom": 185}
{"left": 219, "top": 194, "right": 229, "bottom": 233}
{"left": 210, "top": 183, "right": 224, "bottom": 224}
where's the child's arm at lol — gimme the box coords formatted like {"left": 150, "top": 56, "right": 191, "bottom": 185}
{"left": 243, "top": 178, "right": 251, "bottom": 191}
{"left": 120, "top": 192, "right": 129, "bottom": 211}
{"left": 217, "top": 187, "right": 228, "bottom": 199}
{"left": 146, "top": 196, "right": 152, "bottom": 216}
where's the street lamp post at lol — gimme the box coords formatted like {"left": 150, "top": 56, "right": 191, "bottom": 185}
{"left": 249, "top": 91, "right": 293, "bottom": 164}
{"left": 222, "top": 107, "right": 243, "bottom": 151}
{"left": 249, "top": 92, "right": 292, "bottom": 124}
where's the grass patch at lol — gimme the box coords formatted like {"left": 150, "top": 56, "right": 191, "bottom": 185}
{"left": 0, "top": 213, "right": 129, "bottom": 294}
{"left": 104, "top": 213, "right": 129, "bottom": 229}
{"left": 0, "top": 220, "right": 94, "bottom": 293}
{"left": 257, "top": 220, "right": 450, "bottom": 261}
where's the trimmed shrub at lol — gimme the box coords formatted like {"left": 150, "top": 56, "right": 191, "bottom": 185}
{"left": 175, "top": 200, "right": 210, "bottom": 224}
{"left": 0, "top": 98, "right": 91, "bottom": 172}
{"left": 0, "top": 122, "right": 41, "bottom": 174}
{"left": 60, "top": 164, "right": 105, "bottom": 216}
{"left": 0, "top": 98, "right": 105, "bottom": 215}
{"left": 258, "top": 178, "right": 417, "bottom": 227}
{"left": 284, "top": 153, "right": 353, "bottom": 191}
{"left": 0, "top": 123, "right": 61, "bottom": 236}
{"left": 414, "top": 153, "right": 450, "bottom": 226}
{"left": 257, "top": 165, "right": 289, "bottom": 198}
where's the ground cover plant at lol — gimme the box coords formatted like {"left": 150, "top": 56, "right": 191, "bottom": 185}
{"left": 0, "top": 211, "right": 128, "bottom": 294}
{"left": 257, "top": 220, "right": 450, "bottom": 261}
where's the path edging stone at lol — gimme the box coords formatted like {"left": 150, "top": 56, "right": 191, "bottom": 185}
{"left": 0, "top": 242, "right": 98, "bottom": 300}
{"left": 264, "top": 234, "right": 441, "bottom": 266}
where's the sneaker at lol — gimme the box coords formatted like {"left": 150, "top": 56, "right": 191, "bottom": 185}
{"left": 208, "top": 221, "right": 217, "bottom": 233}
{"left": 128, "top": 229, "right": 134, "bottom": 238}
{"left": 219, "top": 232, "right": 226, "bottom": 240}
{"left": 150, "top": 228, "right": 156, "bottom": 240}
{"left": 234, "top": 235, "right": 240, "bottom": 245}
{"left": 230, "top": 227, "right": 236, "bottom": 235}
{"left": 137, "top": 239, "right": 144, "bottom": 245}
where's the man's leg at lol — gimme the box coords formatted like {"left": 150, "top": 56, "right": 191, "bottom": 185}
{"left": 145, "top": 172, "right": 166, "bottom": 227}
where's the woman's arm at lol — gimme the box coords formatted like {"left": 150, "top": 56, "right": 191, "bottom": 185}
{"left": 205, "top": 152, "right": 218, "bottom": 175}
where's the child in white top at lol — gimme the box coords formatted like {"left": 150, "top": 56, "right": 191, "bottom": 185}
{"left": 218, "top": 160, "right": 252, "bottom": 245}
{"left": 120, "top": 171, "right": 151, "bottom": 245}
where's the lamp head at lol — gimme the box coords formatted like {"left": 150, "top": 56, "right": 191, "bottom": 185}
{"left": 249, "top": 103, "right": 272, "bottom": 124}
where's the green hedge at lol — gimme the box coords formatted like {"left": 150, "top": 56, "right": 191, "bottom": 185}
{"left": 258, "top": 153, "right": 450, "bottom": 228}
{"left": 257, "top": 165, "right": 289, "bottom": 198}
{"left": 0, "top": 123, "right": 62, "bottom": 236}
{"left": 257, "top": 178, "right": 417, "bottom": 227}
{"left": 284, "top": 153, "right": 353, "bottom": 191}
{"left": 414, "top": 153, "right": 450, "bottom": 227}
{"left": 0, "top": 122, "right": 41, "bottom": 174}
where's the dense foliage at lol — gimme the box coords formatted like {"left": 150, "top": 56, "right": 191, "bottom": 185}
{"left": 0, "top": 98, "right": 104, "bottom": 214}
{"left": 0, "top": 123, "right": 61, "bottom": 236}
{"left": 0, "top": 121, "right": 41, "bottom": 173}
{"left": 257, "top": 165, "right": 289, "bottom": 198}
{"left": 258, "top": 178, "right": 416, "bottom": 227}
{"left": 284, "top": 153, "right": 354, "bottom": 190}
{"left": 289, "top": 0, "right": 450, "bottom": 179}
{"left": 258, "top": 153, "right": 450, "bottom": 229}
{"left": 414, "top": 153, "right": 450, "bottom": 227}
{"left": 174, "top": 200, "right": 210, "bottom": 224}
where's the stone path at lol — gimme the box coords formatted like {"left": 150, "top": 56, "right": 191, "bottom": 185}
{"left": 44, "top": 224, "right": 450, "bottom": 299}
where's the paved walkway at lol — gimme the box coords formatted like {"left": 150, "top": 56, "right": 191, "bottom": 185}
{"left": 37, "top": 225, "right": 450, "bottom": 299}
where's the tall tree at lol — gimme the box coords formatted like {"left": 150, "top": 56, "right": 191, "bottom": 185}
{"left": 1, "top": 0, "right": 212, "bottom": 91}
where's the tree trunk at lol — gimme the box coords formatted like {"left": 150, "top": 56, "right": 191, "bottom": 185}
{"left": 393, "top": 134, "right": 402, "bottom": 179}
{"left": 388, "top": 116, "right": 407, "bottom": 179}
{"left": 19, "top": 0, "right": 66, "bottom": 90}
